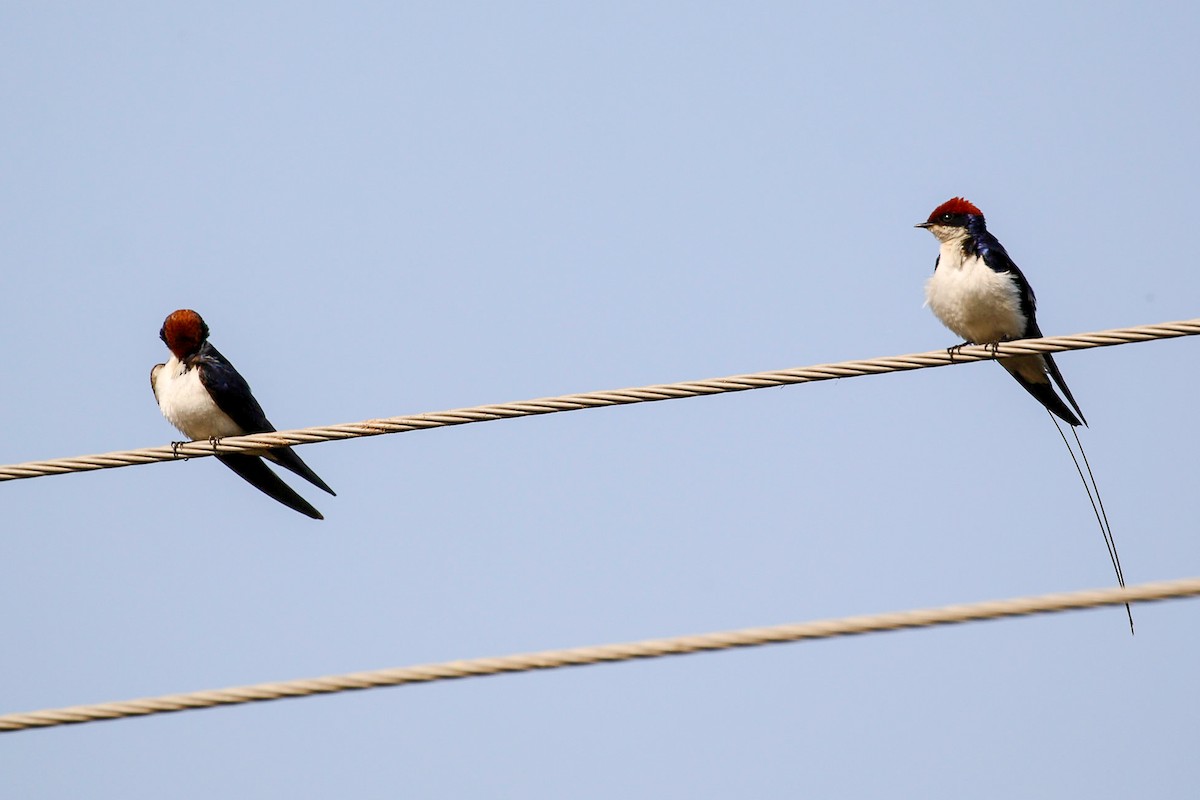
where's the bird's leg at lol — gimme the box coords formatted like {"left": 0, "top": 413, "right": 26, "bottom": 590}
{"left": 170, "top": 441, "right": 188, "bottom": 460}
{"left": 208, "top": 436, "right": 221, "bottom": 455}
{"left": 946, "top": 341, "right": 972, "bottom": 361}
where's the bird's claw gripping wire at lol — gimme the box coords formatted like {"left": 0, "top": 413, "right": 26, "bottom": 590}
{"left": 946, "top": 341, "right": 972, "bottom": 361}
{"left": 948, "top": 341, "right": 1003, "bottom": 361}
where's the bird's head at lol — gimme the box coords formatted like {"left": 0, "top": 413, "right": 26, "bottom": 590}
{"left": 916, "top": 197, "right": 984, "bottom": 243}
{"left": 159, "top": 309, "right": 210, "bottom": 359}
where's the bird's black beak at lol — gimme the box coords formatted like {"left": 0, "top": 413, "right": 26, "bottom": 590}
{"left": 915, "top": 222, "right": 932, "bottom": 229}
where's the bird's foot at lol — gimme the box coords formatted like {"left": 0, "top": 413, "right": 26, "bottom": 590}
{"left": 170, "top": 441, "right": 189, "bottom": 460}
{"left": 946, "top": 341, "right": 972, "bottom": 361}
{"left": 208, "top": 436, "right": 221, "bottom": 455}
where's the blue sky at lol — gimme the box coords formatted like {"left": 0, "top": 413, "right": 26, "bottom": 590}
{"left": 3, "top": 3, "right": 1199, "bottom": 797}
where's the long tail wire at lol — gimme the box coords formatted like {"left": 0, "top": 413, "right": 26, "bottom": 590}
{"left": 1048, "top": 412, "right": 1132, "bottom": 634}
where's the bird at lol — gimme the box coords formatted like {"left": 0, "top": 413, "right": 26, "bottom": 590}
{"left": 917, "top": 199, "right": 1132, "bottom": 633}
{"left": 151, "top": 309, "right": 335, "bottom": 519}
{"left": 917, "top": 197, "right": 1086, "bottom": 427}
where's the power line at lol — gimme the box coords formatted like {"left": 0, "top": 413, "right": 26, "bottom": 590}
{"left": 2, "top": 318, "right": 1197, "bottom": 483}
{"left": 3, "top": 577, "right": 1196, "bottom": 733}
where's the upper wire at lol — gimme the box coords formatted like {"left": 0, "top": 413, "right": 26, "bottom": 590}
{"left": 2, "top": 318, "right": 1197, "bottom": 483}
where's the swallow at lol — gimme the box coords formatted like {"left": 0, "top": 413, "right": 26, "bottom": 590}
{"left": 918, "top": 197, "right": 1086, "bottom": 426}
{"left": 151, "top": 309, "right": 335, "bottom": 519}
{"left": 918, "top": 199, "right": 1132, "bottom": 632}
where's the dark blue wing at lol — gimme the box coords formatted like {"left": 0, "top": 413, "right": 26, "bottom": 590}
{"left": 966, "top": 220, "right": 1038, "bottom": 335}
{"left": 1001, "top": 358, "right": 1086, "bottom": 427}
{"left": 196, "top": 342, "right": 336, "bottom": 496}
{"left": 215, "top": 454, "right": 324, "bottom": 519}
{"left": 194, "top": 342, "right": 275, "bottom": 433}
{"left": 966, "top": 220, "right": 1088, "bottom": 426}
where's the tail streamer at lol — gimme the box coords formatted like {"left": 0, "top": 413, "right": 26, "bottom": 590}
{"left": 1049, "top": 413, "right": 1132, "bottom": 634}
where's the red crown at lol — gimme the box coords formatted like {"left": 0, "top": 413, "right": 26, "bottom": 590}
{"left": 160, "top": 309, "right": 210, "bottom": 357}
{"left": 926, "top": 197, "right": 983, "bottom": 222}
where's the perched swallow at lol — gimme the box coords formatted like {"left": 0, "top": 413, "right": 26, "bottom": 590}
{"left": 917, "top": 199, "right": 1132, "bottom": 632}
{"left": 918, "top": 197, "right": 1086, "bottom": 426}
{"left": 151, "top": 309, "right": 335, "bottom": 519}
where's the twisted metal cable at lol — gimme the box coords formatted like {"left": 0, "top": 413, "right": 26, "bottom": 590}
{"left": 3, "top": 577, "right": 1197, "bottom": 733}
{"left": 2, "top": 318, "right": 1197, "bottom": 483}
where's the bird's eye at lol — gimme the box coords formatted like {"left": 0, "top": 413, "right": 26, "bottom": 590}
{"left": 941, "top": 213, "right": 953, "bottom": 222}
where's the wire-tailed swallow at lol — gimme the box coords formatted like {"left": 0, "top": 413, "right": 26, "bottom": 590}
{"left": 151, "top": 309, "right": 335, "bottom": 519}
{"left": 917, "top": 197, "right": 1086, "bottom": 426}
{"left": 918, "top": 199, "right": 1133, "bottom": 631}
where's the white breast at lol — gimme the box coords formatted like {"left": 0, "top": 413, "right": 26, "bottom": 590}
{"left": 925, "top": 244, "right": 1026, "bottom": 344}
{"left": 152, "top": 356, "right": 244, "bottom": 440}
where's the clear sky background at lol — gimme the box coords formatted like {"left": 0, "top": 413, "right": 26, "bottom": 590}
{"left": 3, "top": 3, "right": 1199, "bottom": 797}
